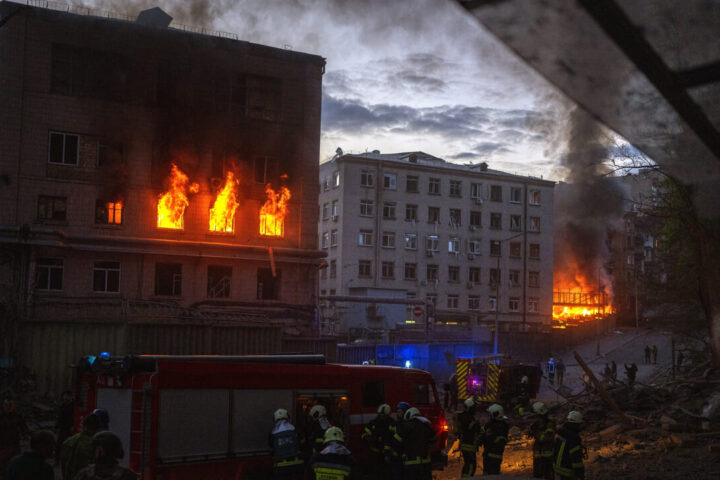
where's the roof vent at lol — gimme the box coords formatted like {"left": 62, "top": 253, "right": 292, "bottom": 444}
{"left": 479, "top": 162, "right": 488, "bottom": 171}
{"left": 372, "top": 149, "right": 380, "bottom": 154}
{"left": 136, "top": 7, "right": 173, "bottom": 28}
{"left": 409, "top": 154, "right": 418, "bottom": 163}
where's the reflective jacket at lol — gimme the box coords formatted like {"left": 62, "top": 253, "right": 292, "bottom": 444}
{"left": 393, "top": 417, "right": 436, "bottom": 466}
{"left": 308, "top": 417, "right": 332, "bottom": 454}
{"left": 60, "top": 430, "right": 95, "bottom": 480}
{"left": 268, "top": 420, "right": 303, "bottom": 470}
{"left": 307, "top": 442, "right": 355, "bottom": 480}
{"left": 481, "top": 419, "right": 509, "bottom": 460}
{"left": 529, "top": 416, "right": 555, "bottom": 459}
{"left": 361, "top": 415, "right": 395, "bottom": 456}
{"left": 553, "top": 424, "right": 585, "bottom": 479}
{"left": 457, "top": 410, "right": 480, "bottom": 453}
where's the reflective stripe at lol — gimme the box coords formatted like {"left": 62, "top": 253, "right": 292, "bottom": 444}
{"left": 393, "top": 433, "right": 403, "bottom": 443}
{"left": 494, "top": 436, "right": 508, "bottom": 443}
{"left": 554, "top": 439, "right": 572, "bottom": 476}
{"left": 403, "top": 456, "right": 430, "bottom": 465}
{"left": 275, "top": 457, "right": 303, "bottom": 467}
{"left": 569, "top": 445, "right": 581, "bottom": 454}
{"left": 313, "top": 466, "right": 351, "bottom": 480}
{"left": 460, "top": 443, "right": 477, "bottom": 452}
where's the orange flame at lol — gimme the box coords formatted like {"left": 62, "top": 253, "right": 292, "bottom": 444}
{"left": 157, "top": 164, "right": 199, "bottom": 229}
{"left": 209, "top": 172, "right": 239, "bottom": 232}
{"left": 259, "top": 184, "right": 291, "bottom": 237}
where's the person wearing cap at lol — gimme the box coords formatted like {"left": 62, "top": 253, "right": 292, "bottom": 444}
{"left": 393, "top": 407, "right": 436, "bottom": 480}
{"left": 307, "top": 426, "right": 355, "bottom": 480}
{"left": 307, "top": 404, "right": 333, "bottom": 455}
{"left": 361, "top": 403, "right": 395, "bottom": 479}
{"left": 457, "top": 398, "right": 481, "bottom": 477}
{"left": 3, "top": 430, "right": 55, "bottom": 480}
{"left": 60, "top": 413, "right": 101, "bottom": 480}
{"left": 72, "top": 431, "right": 136, "bottom": 480}
{"left": 529, "top": 402, "right": 555, "bottom": 479}
{"left": 91, "top": 409, "right": 110, "bottom": 431}
{"left": 481, "top": 404, "right": 509, "bottom": 475}
{"left": 553, "top": 411, "right": 585, "bottom": 480}
{"left": 268, "top": 408, "right": 303, "bottom": 479}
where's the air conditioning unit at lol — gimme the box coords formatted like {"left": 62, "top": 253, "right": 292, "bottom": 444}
{"left": 467, "top": 254, "right": 475, "bottom": 260}
{"left": 466, "top": 282, "right": 474, "bottom": 289}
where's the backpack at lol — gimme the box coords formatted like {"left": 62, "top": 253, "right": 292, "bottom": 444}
{"left": 272, "top": 429, "right": 301, "bottom": 461}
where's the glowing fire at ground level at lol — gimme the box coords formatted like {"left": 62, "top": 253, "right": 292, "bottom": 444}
{"left": 552, "top": 290, "right": 611, "bottom": 328}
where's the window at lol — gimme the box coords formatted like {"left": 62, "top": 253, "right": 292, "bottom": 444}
{"left": 448, "top": 266, "right": 460, "bottom": 283}
{"left": 488, "top": 296, "right": 497, "bottom": 312}
{"left": 49, "top": 132, "right": 79, "bottom": 165}
{"left": 509, "top": 270, "right": 520, "bottom": 286}
{"left": 360, "top": 200, "right": 374, "bottom": 217}
{"left": 207, "top": 265, "right": 231, "bottom": 298}
{"left": 37, "top": 196, "right": 67, "bottom": 221}
{"left": 426, "top": 293, "right": 437, "bottom": 306}
{"left": 52, "top": 44, "right": 127, "bottom": 101}
{"left": 510, "top": 241, "right": 521, "bottom": 258}
{"left": 490, "top": 185, "right": 502, "bottom": 202}
{"left": 320, "top": 265, "right": 327, "bottom": 280}
{"left": 509, "top": 215, "right": 521, "bottom": 231}
{"left": 383, "top": 173, "right": 397, "bottom": 190}
{"left": 362, "top": 382, "right": 385, "bottom": 408}
{"left": 529, "top": 271, "right": 539, "bottom": 287}
{"left": 332, "top": 171, "right": 340, "bottom": 187}
{"left": 529, "top": 190, "right": 541, "bottom": 205}
{"left": 427, "top": 206, "right": 440, "bottom": 223}
{"left": 447, "top": 295, "right": 459, "bottom": 309}
{"left": 93, "top": 261, "right": 120, "bottom": 293}
{"left": 428, "top": 178, "right": 440, "bottom": 195}
{"left": 490, "top": 213, "right": 502, "bottom": 229}
{"left": 330, "top": 260, "right": 337, "bottom": 278}
{"left": 489, "top": 268, "right": 500, "bottom": 286}
{"left": 382, "top": 202, "right": 396, "bottom": 220}
{"left": 358, "top": 260, "right": 372, "bottom": 277}
{"left": 155, "top": 263, "right": 182, "bottom": 296}
{"left": 529, "top": 243, "right": 540, "bottom": 259}
{"left": 322, "top": 203, "right": 329, "bottom": 220}
{"left": 331, "top": 201, "right": 339, "bottom": 219}
{"left": 381, "top": 262, "right": 394, "bottom": 279}
{"left": 95, "top": 200, "right": 122, "bottom": 225}
{"left": 470, "top": 211, "right": 482, "bottom": 227}
{"left": 406, "top": 175, "right": 419, "bottom": 193}
{"left": 382, "top": 232, "right": 396, "bottom": 248}
{"left": 468, "top": 239, "right": 481, "bottom": 254}
{"left": 528, "top": 297, "right": 539, "bottom": 313}
{"left": 448, "top": 237, "right": 460, "bottom": 254}
{"left": 404, "top": 263, "right": 417, "bottom": 280}
{"left": 508, "top": 297, "right": 520, "bottom": 312}
{"left": 257, "top": 268, "right": 280, "bottom": 300}
{"left": 330, "top": 230, "right": 338, "bottom": 247}
{"left": 470, "top": 183, "right": 482, "bottom": 199}
{"left": 254, "top": 156, "right": 275, "bottom": 184}
{"left": 490, "top": 240, "right": 501, "bottom": 257}
{"left": 321, "top": 232, "right": 329, "bottom": 249}
{"left": 468, "top": 296, "right": 480, "bottom": 310}
{"left": 322, "top": 177, "right": 329, "bottom": 191}
{"left": 405, "top": 233, "right": 418, "bottom": 250}
{"left": 468, "top": 267, "right": 481, "bottom": 283}
{"left": 405, "top": 204, "right": 418, "bottom": 221}
{"left": 247, "top": 75, "right": 282, "bottom": 121}
{"left": 413, "top": 383, "right": 435, "bottom": 405}
{"left": 359, "top": 230, "right": 373, "bottom": 246}
{"left": 211, "top": 69, "right": 247, "bottom": 114}
{"left": 361, "top": 170, "right": 374, "bottom": 187}
{"left": 35, "top": 258, "right": 63, "bottom": 291}
{"left": 510, "top": 187, "right": 522, "bottom": 203}
{"left": 449, "top": 209, "right": 461, "bottom": 226}
{"left": 426, "top": 235, "right": 439, "bottom": 252}
{"left": 529, "top": 216, "right": 540, "bottom": 232}
{"left": 426, "top": 264, "right": 439, "bottom": 281}
{"left": 449, "top": 180, "right": 462, "bottom": 197}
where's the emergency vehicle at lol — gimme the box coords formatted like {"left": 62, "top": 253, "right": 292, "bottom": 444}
{"left": 456, "top": 354, "right": 540, "bottom": 407}
{"left": 74, "top": 353, "right": 448, "bottom": 479}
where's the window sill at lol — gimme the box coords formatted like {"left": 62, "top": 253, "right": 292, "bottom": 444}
{"left": 358, "top": 244, "right": 373, "bottom": 247}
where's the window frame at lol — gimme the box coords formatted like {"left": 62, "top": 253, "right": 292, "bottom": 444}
{"left": 383, "top": 173, "right": 397, "bottom": 190}
{"left": 358, "top": 230, "right": 373, "bottom": 247}
{"left": 359, "top": 200, "right": 374, "bottom": 217}
{"left": 93, "top": 260, "right": 120, "bottom": 293}
{"left": 360, "top": 170, "right": 375, "bottom": 187}
{"left": 35, "top": 258, "right": 64, "bottom": 291}
{"left": 48, "top": 131, "right": 80, "bottom": 166}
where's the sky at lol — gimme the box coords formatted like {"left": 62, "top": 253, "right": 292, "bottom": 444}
{"left": 90, "top": 0, "right": 580, "bottom": 179}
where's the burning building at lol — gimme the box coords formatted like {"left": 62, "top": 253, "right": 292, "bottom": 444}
{"left": 0, "top": 2, "right": 325, "bottom": 390}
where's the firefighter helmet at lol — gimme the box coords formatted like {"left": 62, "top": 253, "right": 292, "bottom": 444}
{"left": 521, "top": 375, "right": 529, "bottom": 384}
{"left": 274, "top": 408, "right": 289, "bottom": 422}
{"left": 92, "top": 431, "right": 124, "bottom": 459}
{"left": 310, "top": 404, "right": 327, "bottom": 419}
{"left": 397, "top": 401, "right": 411, "bottom": 413}
{"left": 487, "top": 403, "right": 507, "bottom": 420}
{"left": 404, "top": 407, "right": 421, "bottom": 421}
{"left": 464, "top": 398, "right": 475, "bottom": 409}
{"left": 532, "top": 402, "right": 548, "bottom": 415}
{"left": 324, "top": 426, "right": 345, "bottom": 443}
{"left": 92, "top": 408, "right": 110, "bottom": 428}
{"left": 567, "top": 410, "right": 583, "bottom": 423}
{"left": 377, "top": 403, "right": 391, "bottom": 415}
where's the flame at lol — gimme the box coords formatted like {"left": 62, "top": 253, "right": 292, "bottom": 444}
{"left": 209, "top": 172, "right": 239, "bottom": 232}
{"left": 259, "top": 184, "right": 291, "bottom": 237}
{"left": 157, "top": 164, "right": 199, "bottom": 229}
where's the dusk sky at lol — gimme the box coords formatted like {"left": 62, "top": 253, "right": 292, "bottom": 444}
{"left": 94, "top": 0, "right": 585, "bottom": 179}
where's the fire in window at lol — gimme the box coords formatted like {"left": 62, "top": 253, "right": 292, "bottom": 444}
{"left": 95, "top": 200, "right": 122, "bottom": 225}
{"left": 157, "top": 164, "right": 198, "bottom": 230}
{"left": 209, "top": 172, "right": 239, "bottom": 233}
{"left": 259, "top": 184, "right": 291, "bottom": 237}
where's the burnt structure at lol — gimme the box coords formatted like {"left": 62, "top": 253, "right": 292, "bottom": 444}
{"left": 0, "top": 1, "right": 325, "bottom": 377}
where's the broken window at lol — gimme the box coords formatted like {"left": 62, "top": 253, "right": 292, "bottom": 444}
{"left": 155, "top": 263, "right": 182, "bottom": 296}
{"left": 207, "top": 265, "right": 231, "bottom": 298}
{"left": 528, "top": 297, "right": 539, "bottom": 313}
{"left": 37, "top": 196, "right": 67, "bottom": 222}
{"left": 49, "top": 132, "right": 79, "bottom": 165}
{"left": 529, "top": 216, "right": 540, "bottom": 232}
{"left": 448, "top": 237, "right": 460, "bottom": 253}
{"left": 529, "top": 190, "right": 541, "bottom": 205}
{"left": 257, "top": 268, "right": 280, "bottom": 300}
{"left": 36, "top": 258, "right": 63, "bottom": 291}
{"left": 93, "top": 261, "right": 120, "bottom": 293}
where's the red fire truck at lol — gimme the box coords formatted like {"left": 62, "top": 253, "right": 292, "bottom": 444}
{"left": 74, "top": 354, "right": 448, "bottom": 479}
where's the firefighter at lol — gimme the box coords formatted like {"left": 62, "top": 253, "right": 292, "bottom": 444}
{"left": 306, "top": 426, "right": 355, "bottom": 480}
{"left": 0, "top": 398, "right": 28, "bottom": 475}
{"left": 361, "top": 403, "right": 394, "bottom": 479}
{"left": 514, "top": 375, "right": 530, "bottom": 414}
{"left": 457, "top": 398, "right": 481, "bottom": 478}
{"left": 269, "top": 408, "right": 304, "bottom": 479}
{"left": 3, "top": 430, "right": 55, "bottom": 480}
{"left": 91, "top": 408, "right": 110, "bottom": 431}
{"left": 529, "top": 402, "right": 555, "bottom": 480}
{"left": 307, "top": 405, "right": 332, "bottom": 454}
{"left": 394, "top": 407, "right": 436, "bottom": 480}
{"left": 481, "top": 403, "right": 509, "bottom": 476}
{"left": 72, "top": 431, "right": 137, "bottom": 480}
{"left": 60, "top": 413, "right": 101, "bottom": 480}
{"left": 387, "top": 402, "right": 410, "bottom": 478}
{"left": 553, "top": 411, "right": 585, "bottom": 480}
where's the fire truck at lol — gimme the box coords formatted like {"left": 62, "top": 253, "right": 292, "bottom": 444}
{"left": 455, "top": 354, "right": 540, "bottom": 408}
{"left": 74, "top": 354, "right": 448, "bottom": 479}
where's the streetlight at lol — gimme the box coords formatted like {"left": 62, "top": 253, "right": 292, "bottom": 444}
{"left": 493, "top": 232, "right": 525, "bottom": 354}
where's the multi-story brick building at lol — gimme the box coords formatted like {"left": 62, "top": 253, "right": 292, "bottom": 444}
{"left": 0, "top": 2, "right": 325, "bottom": 356}
{"left": 318, "top": 151, "right": 555, "bottom": 337}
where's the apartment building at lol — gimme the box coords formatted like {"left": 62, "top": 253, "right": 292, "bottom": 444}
{"left": 318, "top": 151, "right": 555, "bottom": 335}
{"left": 0, "top": 3, "right": 325, "bottom": 338}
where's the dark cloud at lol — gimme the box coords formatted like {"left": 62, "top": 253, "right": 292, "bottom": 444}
{"left": 472, "top": 142, "right": 511, "bottom": 157}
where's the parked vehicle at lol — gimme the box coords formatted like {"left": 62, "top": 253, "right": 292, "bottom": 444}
{"left": 456, "top": 354, "right": 540, "bottom": 407}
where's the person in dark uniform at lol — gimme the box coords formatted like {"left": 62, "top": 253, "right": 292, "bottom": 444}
{"left": 393, "top": 407, "right": 436, "bottom": 480}
{"left": 72, "top": 431, "right": 137, "bottom": 480}
{"left": 457, "top": 399, "right": 481, "bottom": 478}
{"left": 361, "top": 403, "right": 394, "bottom": 479}
{"left": 269, "top": 408, "right": 304, "bottom": 480}
{"left": 306, "top": 427, "right": 355, "bottom": 480}
{"left": 624, "top": 363, "right": 638, "bottom": 385}
{"left": 307, "top": 405, "right": 332, "bottom": 455}
{"left": 553, "top": 411, "right": 586, "bottom": 480}
{"left": 481, "top": 404, "right": 509, "bottom": 476}
{"left": 0, "top": 399, "right": 28, "bottom": 475}
{"left": 3, "top": 430, "right": 55, "bottom": 480}
{"left": 55, "top": 391, "right": 74, "bottom": 465}
{"left": 529, "top": 402, "right": 555, "bottom": 479}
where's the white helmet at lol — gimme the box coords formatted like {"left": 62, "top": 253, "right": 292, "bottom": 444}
{"left": 310, "top": 405, "right": 327, "bottom": 419}
{"left": 274, "top": 408, "right": 289, "bottom": 422}
{"left": 464, "top": 398, "right": 475, "bottom": 409}
{"left": 377, "top": 403, "right": 391, "bottom": 415}
{"left": 532, "top": 402, "right": 548, "bottom": 416}
{"left": 521, "top": 376, "right": 529, "bottom": 384}
{"left": 487, "top": 403, "right": 507, "bottom": 420}
{"left": 404, "top": 407, "right": 421, "bottom": 421}
{"left": 567, "top": 411, "right": 583, "bottom": 423}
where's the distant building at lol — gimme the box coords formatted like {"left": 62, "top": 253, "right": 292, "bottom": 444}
{"left": 318, "top": 151, "right": 555, "bottom": 338}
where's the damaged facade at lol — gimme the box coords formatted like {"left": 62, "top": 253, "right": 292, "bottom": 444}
{"left": 0, "top": 2, "right": 325, "bottom": 387}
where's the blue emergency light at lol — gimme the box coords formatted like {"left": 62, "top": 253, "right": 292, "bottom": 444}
{"left": 404, "top": 360, "right": 412, "bottom": 369}
{"left": 100, "top": 351, "right": 111, "bottom": 359}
